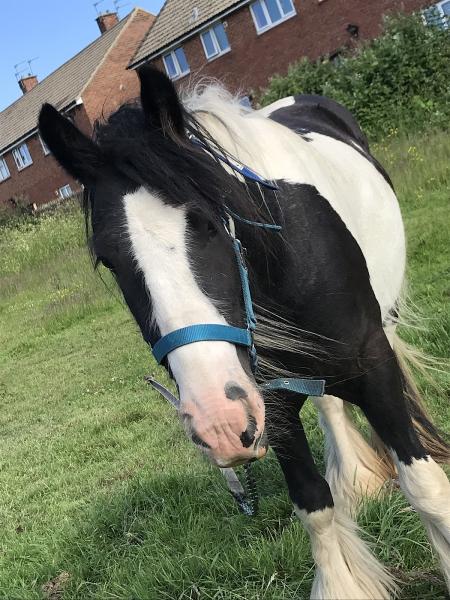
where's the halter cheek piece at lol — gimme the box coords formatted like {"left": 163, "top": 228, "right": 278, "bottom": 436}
{"left": 146, "top": 140, "right": 326, "bottom": 516}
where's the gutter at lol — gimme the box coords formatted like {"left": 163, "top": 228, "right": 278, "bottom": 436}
{"left": 128, "top": 0, "right": 251, "bottom": 70}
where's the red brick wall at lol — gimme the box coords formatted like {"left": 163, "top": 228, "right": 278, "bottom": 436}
{"left": 150, "top": 0, "right": 433, "bottom": 94}
{"left": 82, "top": 9, "right": 155, "bottom": 123}
{"left": 0, "top": 9, "right": 155, "bottom": 208}
{"left": 0, "top": 107, "right": 86, "bottom": 208}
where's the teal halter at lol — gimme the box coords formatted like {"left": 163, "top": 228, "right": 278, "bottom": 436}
{"left": 146, "top": 146, "right": 326, "bottom": 516}
{"left": 151, "top": 202, "right": 325, "bottom": 399}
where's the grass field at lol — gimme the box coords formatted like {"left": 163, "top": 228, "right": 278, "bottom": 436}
{"left": 0, "top": 130, "right": 449, "bottom": 600}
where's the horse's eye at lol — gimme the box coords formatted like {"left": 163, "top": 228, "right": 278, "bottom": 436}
{"left": 207, "top": 221, "right": 218, "bottom": 237}
{"left": 188, "top": 212, "right": 217, "bottom": 239}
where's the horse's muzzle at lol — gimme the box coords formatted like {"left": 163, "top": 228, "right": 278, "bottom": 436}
{"left": 181, "top": 381, "right": 266, "bottom": 467}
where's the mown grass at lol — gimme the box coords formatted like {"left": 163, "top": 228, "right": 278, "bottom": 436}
{"left": 0, "top": 131, "right": 449, "bottom": 600}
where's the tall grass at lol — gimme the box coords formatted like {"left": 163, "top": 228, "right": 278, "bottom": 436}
{"left": 0, "top": 204, "right": 84, "bottom": 276}
{"left": 0, "top": 130, "right": 448, "bottom": 599}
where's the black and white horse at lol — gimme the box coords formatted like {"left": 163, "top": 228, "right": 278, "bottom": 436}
{"left": 39, "top": 67, "right": 450, "bottom": 599}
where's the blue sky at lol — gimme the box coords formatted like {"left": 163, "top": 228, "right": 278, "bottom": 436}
{"left": 0, "top": 0, "right": 165, "bottom": 111}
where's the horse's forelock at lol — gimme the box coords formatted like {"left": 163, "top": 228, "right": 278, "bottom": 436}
{"left": 83, "top": 90, "right": 279, "bottom": 261}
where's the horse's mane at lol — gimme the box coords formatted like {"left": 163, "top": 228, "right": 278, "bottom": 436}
{"left": 83, "top": 84, "right": 280, "bottom": 244}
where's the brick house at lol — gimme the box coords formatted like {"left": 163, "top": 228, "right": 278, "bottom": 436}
{"left": 0, "top": 8, "right": 155, "bottom": 209}
{"left": 129, "top": 0, "right": 442, "bottom": 93}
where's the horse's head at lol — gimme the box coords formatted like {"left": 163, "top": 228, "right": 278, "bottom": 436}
{"left": 38, "top": 67, "right": 267, "bottom": 467}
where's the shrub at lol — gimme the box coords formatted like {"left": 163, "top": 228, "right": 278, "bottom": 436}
{"left": 0, "top": 202, "right": 15, "bottom": 227}
{"left": 260, "top": 13, "right": 450, "bottom": 139}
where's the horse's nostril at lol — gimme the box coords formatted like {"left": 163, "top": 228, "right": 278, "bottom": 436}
{"left": 240, "top": 415, "right": 257, "bottom": 448}
{"left": 240, "top": 429, "right": 255, "bottom": 448}
{"left": 224, "top": 382, "right": 248, "bottom": 401}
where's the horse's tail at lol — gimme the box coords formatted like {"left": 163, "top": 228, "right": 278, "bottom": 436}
{"left": 393, "top": 332, "right": 450, "bottom": 464}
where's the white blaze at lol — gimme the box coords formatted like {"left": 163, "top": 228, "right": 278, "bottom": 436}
{"left": 122, "top": 187, "right": 250, "bottom": 398}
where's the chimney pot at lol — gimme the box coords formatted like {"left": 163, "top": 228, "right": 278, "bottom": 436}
{"left": 19, "top": 75, "right": 38, "bottom": 94}
{"left": 96, "top": 11, "right": 119, "bottom": 34}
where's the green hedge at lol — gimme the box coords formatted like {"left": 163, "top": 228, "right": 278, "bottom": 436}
{"left": 260, "top": 13, "right": 450, "bottom": 139}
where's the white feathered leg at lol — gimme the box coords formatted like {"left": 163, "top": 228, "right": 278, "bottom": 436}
{"left": 394, "top": 454, "right": 450, "bottom": 590}
{"left": 314, "top": 395, "right": 392, "bottom": 512}
{"left": 296, "top": 505, "right": 397, "bottom": 599}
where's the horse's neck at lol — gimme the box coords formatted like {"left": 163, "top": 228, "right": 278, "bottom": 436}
{"left": 194, "top": 108, "right": 300, "bottom": 306}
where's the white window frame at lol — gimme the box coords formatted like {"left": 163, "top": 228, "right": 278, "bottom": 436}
{"left": 59, "top": 184, "right": 73, "bottom": 199}
{"left": 423, "top": 1, "right": 450, "bottom": 27}
{"left": 435, "top": 0, "right": 450, "bottom": 24}
{"left": 12, "top": 143, "right": 33, "bottom": 171}
{"left": 39, "top": 135, "right": 50, "bottom": 156}
{"left": 250, "top": 0, "right": 296, "bottom": 35}
{"left": 162, "top": 48, "right": 190, "bottom": 81}
{"left": 200, "top": 22, "right": 231, "bottom": 61}
{"left": 435, "top": 0, "right": 450, "bottom": 15}
{"left": 0, "top": 156, "right": 10, "bottom": 182}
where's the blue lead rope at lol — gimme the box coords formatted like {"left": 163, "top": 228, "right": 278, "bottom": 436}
{"left": 190, "top": 135, "right": 279, "bottom": 191}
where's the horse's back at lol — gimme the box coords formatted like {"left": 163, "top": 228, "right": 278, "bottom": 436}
{"left": 260, "top": 94, "right": 368, "bottom": 147}
{"left": 258, "top": 94, "right": 393, "bottom": 188}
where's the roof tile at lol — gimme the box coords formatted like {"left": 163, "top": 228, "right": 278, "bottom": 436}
{"left": 0, "top": 14, "right": 130, "bottom": 154}
{"left": 131, "top": 0, "right": 244, "bottom": 66}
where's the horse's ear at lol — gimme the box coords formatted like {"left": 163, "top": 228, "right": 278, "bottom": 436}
{"left": 38, "top": 103, "right": 103, "bottom": 185}
{"left": 138, "top": 65, "right": 185, "bottom": 137}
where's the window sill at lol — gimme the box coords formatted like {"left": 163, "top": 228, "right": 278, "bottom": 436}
{"left": 205, "top": 47, "right": 231, "bottom": 63}
{"left": 255, "top": 11, "right": 297, "bottom": 36}
{"left": 0, "top": 176, "right": 11, "bottom": 184}
{"left": 16, "top": 163, "right": 33, "bottom": 172}
{"left": 169, "top": 70, "right": 191, "bottom": 82}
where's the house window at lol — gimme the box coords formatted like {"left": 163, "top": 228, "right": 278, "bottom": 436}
{"left": 12, "top": 143, "right": 33, "bottom": 170}
{"left": 423, "top": 1, "right": 450, "bottom": 27}
{"left": 201, "top": 23, "right": 231, "bottom": 60}
{"left": 250, "top": 0, "right": 296, "bottom": 34}
{"left": 39, "top": 135, "right": 50, "bottom": 156}
{"left": 59, "top": 184, "right": 73, "bottom": 199}
{"left": 163, "top": 47, "right": 190, "bottom": 80}
{"left": 0, "top": 157, "right": 10, "bottom": 182}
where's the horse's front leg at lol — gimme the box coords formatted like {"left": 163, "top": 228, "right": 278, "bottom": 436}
{"left": 312, "top": 394, "right": 394, "bottom": 513}
{"left": 266, "top": 393, "right": 397, "bottom": 600}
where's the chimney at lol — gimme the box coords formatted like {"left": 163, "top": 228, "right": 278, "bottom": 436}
{"left": 96, "top": 11, "right": 119, "bottom": 34}
{"left": 18, "top": 75, "right": 38, "bottom": 94}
